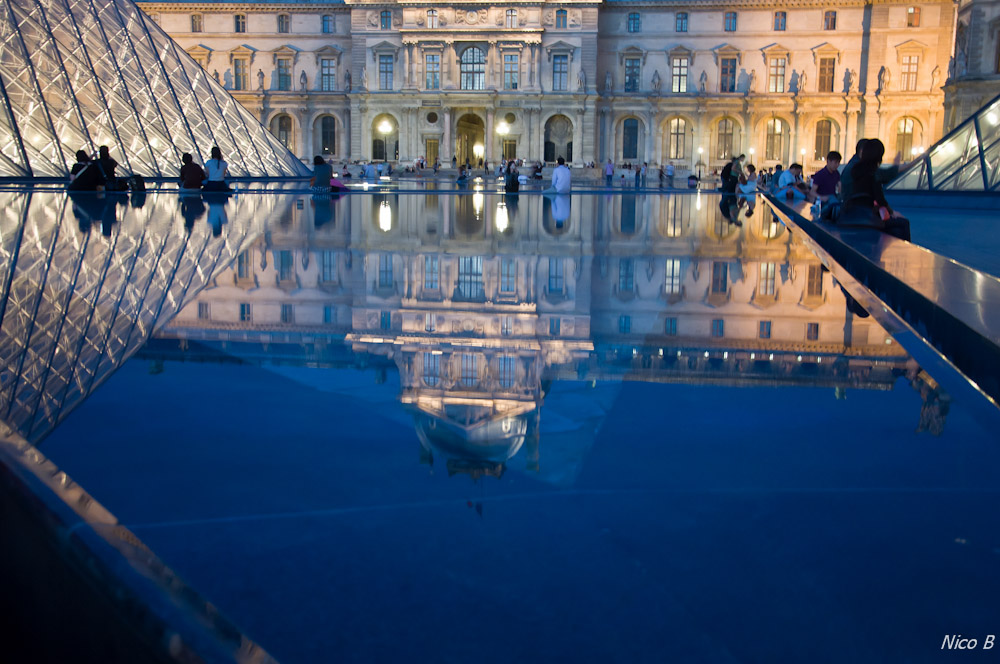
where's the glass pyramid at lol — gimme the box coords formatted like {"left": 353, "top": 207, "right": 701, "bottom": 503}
{"left": 0, "top": 0, "right": 309, "bottom": 178}
{"left": 889, "top": 92, "right": 1000, "bottom": 191}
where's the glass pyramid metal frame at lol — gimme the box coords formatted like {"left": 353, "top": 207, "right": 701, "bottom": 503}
{"left": 0, "top": 0, "right": 309, "bottom": 178}
{"left": 889, "top": 91, "right": 1000, "bottom": 191}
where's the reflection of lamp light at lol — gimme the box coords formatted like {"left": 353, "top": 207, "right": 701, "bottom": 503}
{"left": 473, "top": 143, "right": 485, "bottom": 159}
{"left": 378, "top": 120, "right": 393, "bottom": 135}
{"left": 496, "top": 122, "right": 510, "bottom": 136}
{"left": 695, "top": 189, "right": 702, "bottom": 210}
{"left": 988, "top": 112, "right": 999, "bottom": 126}
{"left": 495, "top": 201, "right": 508, "bottom": 232}
{"left": 911, "top": 146, "right": 924, "bottom": 156}
{"left": 472, "top": 190, "right": 484, "bottom": 217}
{"left": 378, "top": 200, "right": 392, "bottom": 231}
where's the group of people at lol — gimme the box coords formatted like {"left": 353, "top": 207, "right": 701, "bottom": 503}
{"left": 178, "top": 147, "right": 233, "bottom": 192}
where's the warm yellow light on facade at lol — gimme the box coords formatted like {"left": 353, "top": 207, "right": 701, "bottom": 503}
{"left": 473, "top": 143, "right": 485, "bottom": 158}
{"left": 496, "top": 122, "right": 510, "bottom": 136}
{"left": 378, "top": 120, "right": 393, "bottom": 134}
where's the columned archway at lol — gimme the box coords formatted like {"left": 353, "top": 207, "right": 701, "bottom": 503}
{"left": 455, "top": 113, "right": 485, "bottom": 166}
{"left": 371, "top": 113, "right": 399, "bottom": 162}
{"left": 544, "top": 114, "right": 573, "bottom": 163}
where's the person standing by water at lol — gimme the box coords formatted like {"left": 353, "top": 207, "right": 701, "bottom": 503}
{"left": 545, "top": 157, "right": 572, "bottom": 193}
{"left": 179, "top": 153, "right": 205, "bottom": 190}
{"left": 604, "top": 159, "right": 614, "bottom": 187}
{"left": 203, "top": 146, "right": 231, "bottom": 192}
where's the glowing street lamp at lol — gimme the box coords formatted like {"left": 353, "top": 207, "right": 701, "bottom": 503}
{"left": 800, "top": 147, "right": 807, "bottom": 160}
{"left": 748, "top": 147, "right": 755, "bottom": 161}
{"left": 496, "top": 122, "right": 510, "bottom": 136}
{"left": 378, "top": 119, "right": 393, "bottom": 135}
{"left": 473, "top": 143, "right": 485, "bottom": 159}
{"left": 697, "top": 146, "right": 704, "bottom": 180}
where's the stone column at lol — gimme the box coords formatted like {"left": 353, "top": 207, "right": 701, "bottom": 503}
{"left": 360, "top": 105, "right": 370, "bottom": 160}
{"left": 442, "top": 107, "right": 452, "bottom": 163}
{"left": 644, "top": 112, "right": 654, "bottom": 164}
{"left": 301, "top": 112, "right": 312, "bottom": 159}
{"left": 401, "top": 47, "right": 409, "bottom": 89}
{"left": 486, "top": 108, "right": 495, "bottom": 162}
{"left": 340, "top": 110, "right": 350, "bottom": 160}
{"left": 573, "top": 109, "right": 584, "bottom": 164}
{"left": 486, "top": 42, "right": 495, "bottom": 89}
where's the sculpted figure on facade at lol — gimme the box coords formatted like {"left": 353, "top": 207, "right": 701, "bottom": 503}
{"left": 845, "top": 68, "right": 856, "bottom": 93}
{"left": 604, "top": 71, "right": 612, "bottom": 93}
{"left": 367, "top": 11, "right": 378, "bottom": 28}
{"left": 877, "top": 66, "right": 889, "bottom": 94}
{"left": 344, "top": 69, "right": 351, "bottom": 92}
{"left": 699, "top": 70, "right": 708, "bottom": 94}
{"left": 651, "top": 70, "right": 661, "bottom": 94}
{"left": 300, "top": 71, "right": 308, "bottom": 91}
{"left": 257, "top": 69, "right": 265, "bottom": 90}
{"left": 747, "top": 69, "right": 757, "bottom": 94}
{"left": 569, "top": 10, "right": 581, "bottom": 27}
{"left": 796, "top": 71, "right": 807, "bottom": 94}
{"left": 930, "top": 65, "right": 940, "bottom": 91}
{"left": 577, "top": 67, "right": 586, "bottom": 92}
{"left": 361, "top": 66, "right": 368, "bottom": 90}
{"left": 213, "top": 69, "right": 220, "bottom": 84}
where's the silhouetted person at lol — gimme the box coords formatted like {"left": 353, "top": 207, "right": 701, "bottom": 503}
{"left": 68, "top": 149, "right": 105, "bottom": 191}
{"left": 310, "top": 155, "right": 333, "bottom": 192}
{"left": 98, "top": 145, "right": 118, "bottom": 181}
{"left": 841, "top": 138, "right": 911, "bottom": 241}
{"left": 180, "top": 195, "right": 206, "bottom": 230}
{"left": 180, "top": 152, "right": 205, "bottom": 190}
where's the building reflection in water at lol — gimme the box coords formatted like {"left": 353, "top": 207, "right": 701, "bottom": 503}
{"left": 151, "top": 191, "right": 946, "bottom": 481}
{"left": 0, "top": 190, "right": 291, "bottom": 444}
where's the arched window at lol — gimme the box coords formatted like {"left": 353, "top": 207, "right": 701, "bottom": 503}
{"left": 190, "top": 14, "right": 202, "bottom": 32}
{"left": 556, "top": 9, "right": 567, "bottom": 28}
{"left": 717, "top": 118, "right": 735, "bottom": 160}
{"left": 320, "top": 116, "right": 336, "bottom": 155}
{"left": 234, "top": 14, "right": 246, "bottom": 33}
{"left": 824, "top": 10, "right": 837, "bottom": 30}
{"left": 765, "top": 118, "right": 785, "bottom": 161}
{"left": 623, "top": 118, "right": 639, "bottom": 160}
{"left": 426, "top": 10, "right": 438, "bottom": 29}
{"left": 460, "top": 47, "right": 486, "bottom": 90}
{"left": 668, "top": 118, "right": 686, "bottom": 159}
{"left": 277, "top": 14, "right": 290, "bottom": 33}
{"left": 506, "top": 9, "right": 518, "bottom": 28}
{"left": 271, "top": 115, "right": 292, "bottom": 148}
{"left": 322, "top": 15, "right": 333, "bottom": 33}
{"left": 814, "top": 119, "right": 833, "bottom": 160}
{"left": 896, "top": 117, "right": 916, "bottom": 157}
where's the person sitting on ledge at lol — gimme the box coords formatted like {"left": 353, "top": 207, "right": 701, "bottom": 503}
{"left": 68, "top": 150, "right": 105, "bottom": 191}
{"left": 310, "top": 155, "right": 333, "bottom": 193}
{"left": 456, "top": 166, "right": 470, "bottom": 185}
{"left": 839, "top": 138, "right": 911, "bottom": 241}
{"left": 203, "top": 146, "right": 231, "bottom": 192}
{"left": 179, "top": 153, "right": 205, "bottom": 191}
{"left": 776, "top": 163, "right": 812, "bottom": 202}
{"left": 545, "top": 157, "right": 571, "bottom": 194}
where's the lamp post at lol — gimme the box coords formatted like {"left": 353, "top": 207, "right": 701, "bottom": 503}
{"left": 799, "top": 147, "right": 806, "bottom": 163}
{"left": 748, "top": 147, "right": 755, "bottom": 163}
{"left": 496, "top": 122, "right": 510, "bottom": 162}
{"left": 378, "top": 119, "right": 393, "bottom": 162}
{"left": 697, "top": 146, "right": 704, "bottom": 180}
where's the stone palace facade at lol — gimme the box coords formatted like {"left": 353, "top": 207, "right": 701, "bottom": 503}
{"left": 139, "top": 0, "right": 956, "bottom": 171}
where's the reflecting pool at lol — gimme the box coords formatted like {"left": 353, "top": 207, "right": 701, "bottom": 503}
{"left": 5, "top": 190, "right": 999, "bottom": 663}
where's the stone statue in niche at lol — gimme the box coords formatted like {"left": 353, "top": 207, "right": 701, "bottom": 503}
{"left": 699, "top": 70, "right": 708, "bottom": 94}
{"left": 747, "top": 69, "right": 756, "bottom": 94}
{"left": 796, "top": 71, "right": 807, "bottom": 94}
{"left": 361, "top": 66, "right": 368, "bottom": 89}
{"left": 930, "top": 65, "right": 940, "bottom": 91}
{"left": 651, "top": 70, "right": 661, "bottom": 94}
{"left": 569, "top": 10, "right": 581, "bottom": 27}
{"left": 212, "top": 69, "right": 220, "bottom": 83}
{"left": 344, "top": 69, "right": 351, "bottom": 92}
{"left": 578, "top": 67, "right": 586, "bottom": 91}
{"left": 257, "top": 69, "right": 265, "bottom": 90}
{"left": 877, "top": 66, "right": 889, "bottom": 94}
{"left": 604, "top": 71, "right": 612, "bottom": 93}
{"left": 299, "top": 71, "right": 308, "bottom": 91}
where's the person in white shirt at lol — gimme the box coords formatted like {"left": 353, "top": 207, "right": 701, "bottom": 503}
{"left": 203, "top": 146, "right": 230, "bottom": 192}
{"left": 777, "top": 163, "right": 811, "bottom": 201}
{"left": 546, "top": 157, "right": 572, "bottom": 194}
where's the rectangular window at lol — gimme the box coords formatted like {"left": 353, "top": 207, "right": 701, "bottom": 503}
{"left": 759, "top": 262, "right": 776, "bottom": 295}
{"left": 425, "top": 313, "right": 435, "bottom": 332}
{"left": 619, "top": 315, "right": 631, "bottom": 334}
{"left": 497, "top": 356, "right": 516, "bottom": 389}
{"left": 191, "top": 14, "right": 202, "bottom": 32}
{"left": 671, "top": 57, "right": 688, "bottom": 93}
{"left": 504, "top": 54, "right": 519, "bottom": 90}
{"left": 500, "top": 258, "right": 516, "bottom": 293}
{"left": 548, "top": 258, "right": 564, "bottom": 292}
{"left": 720, "top": 57, "right": 737, "bottom": 93}
{"left": 665, "top": 317, "right": 677, "bottom": 335}
{"left": 675, "top": 12, "right": 688, "bottom": 32}
{"left": 278, "top": 14, "right": 290, "bottom": 33}
{"left": 237, "top": 251, "right": 250, "bottom": 279}
{"left": 324, "top": 305, "right": 335, "bottom": 324}
{"left": 907, "top": 6, "right": 920, "bottom": 27}
{"left": 818, "top": 57, "right": 835, "bottom": 92}
{"left": 552, "top": 54, "right": 568, "bottom": 91}
{"left": 668, "top": 118, "right": 686, "bottom": 158}
{"left": 627, "top": 12, "right": 641, "bottom": 33}
{"left": 321, "top": 59, "right": 336, "bottom": 91}
{"left": 773, "top": 11, "right": 786, "bottom": 31}
{"left": 378, "top": 254, "right": 392, "bottom": 288}
{"left": 233, "top": 58, "right": 248, "bottom": 91}
{"left": 619, "top": 259, "right": 634, "bottom": 292}
{"left": 711, "top": 262, "right": 728, "bottom": 294}
{"left": 768, "top": 57, "right": 786, "bottom": 93}
{"left": 505, "top": 9, "right": 518, "bottom": 29}
{"left": 425, "top": 54, "right": 440, "bottom": 90}
{"left": 665, "top": 258, "right": 682, "bottom": 294}
{"left": 423, "top": 352, "right": 440, "bottom": 386}
{"left": 380, "top": 311, "right": 392, "bottom": 330}
{"left": 281, "top": 304, "right": 294, "bottom": 323}
{"left": 759, "top": 321, "right": 772, "bottom": 339}
{"left": 724, "top": 12, "right": 737, "bottom": 31}
{"left": 624, "top": 58, "right": 641, "bottom": 92}
{"left": 824, "top": 11, "right": 837, "bottom": 30}
{"left": 501, "top": 316, "right": 513, "bottom": 336}
{"left": 711, "top": 319, "right": 725, "bottom": 337}
{"left": 457, "top": 256, "right": 484, "bottom": 300}
{"left": 807, "top": 265, "right": 824, "bottom": 297}
{"left": 807, "top": 323, "right": 820, "bottom": 341}
{"left": 239, "top": 303, "right": 252, "bottom": 322}
{"left": 278, "top": 251, "right": 293, "bottom": 281}
{"left": 323, "top": 15, "right": 334, "bottom": 33}
{"left": 427, "top": 10, "right": 439, "bottom": 29}
{"left": 379, "top": 54, "right": 393, "bottom": 90}
{"left": 321, "top": 251, "right": 336, "bottom": 282}
{"left": 556, "top": 10, "right": 567, "bottom": 28}
{"left": 549, "top": 318, "right": 561, "bottom": 335}
{"left": 901, "top": 55, "right": 918, "bottom": 91}
{"left": 276, "top": 58, "right": 292, "bottom": 91}
{"left": 234, "top": 14, "right": 246, "bottom": 33}
{"left": 461, "top": 354, "right": 478, "bottom": 387}
{"left": 424, "top": 256, "right": 439, "bottom": 290}
{"left": 197, "top": 302, "right": 210, "bottom": 320}
{"left": 380, "top": 10, "right": 392, "bottom": 30}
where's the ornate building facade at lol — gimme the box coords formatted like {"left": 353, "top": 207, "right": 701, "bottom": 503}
{"left": 140, "top": 0, "right": 954, "bottom": 171}
{"left": 942, "top": 0, "right": 1000, "bottom": 131}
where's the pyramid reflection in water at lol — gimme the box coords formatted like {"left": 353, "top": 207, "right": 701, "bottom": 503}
{"left": 0, "top": 0, "right": 308, "bottom": 178}
{"left": 0, "top": 190, "right": 288, "bottom": 444}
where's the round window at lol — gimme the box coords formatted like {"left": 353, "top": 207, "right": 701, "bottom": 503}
{"left": 505, "top": 113, "right": 516, "bottom": 124}
{"left": 427, "top": 112, "right": 439, "bottom": 124}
